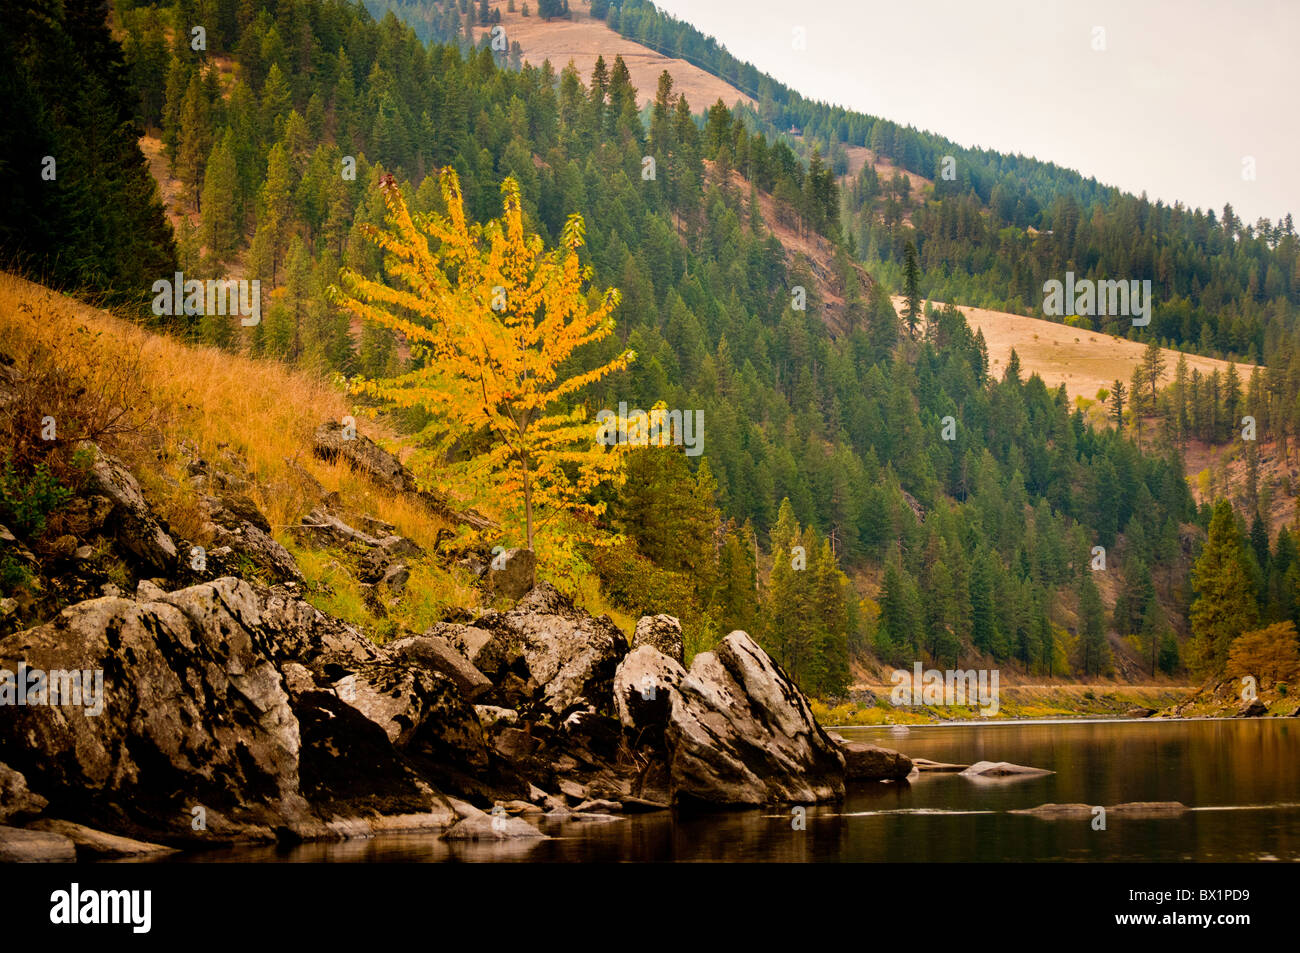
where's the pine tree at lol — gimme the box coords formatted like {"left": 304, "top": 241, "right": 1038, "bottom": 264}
{"left": 1190, "top": 500, "right": 1258, "bottom": 675}
{"left": 1078, "top": 573, "right": 1109, "bottom": 676}
{"left": 901, "top": 239, "right": 922, "bottom": 336}
{"left": 199, "top": 131, "right": 241, "bottom": 265}
{"left": 1109, "top": 379, "right": 1126, "bottom": 431}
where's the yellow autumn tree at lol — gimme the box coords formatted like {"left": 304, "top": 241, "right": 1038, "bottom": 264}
{"left": 328, "top": 169, "right": 633, "bottom": 553}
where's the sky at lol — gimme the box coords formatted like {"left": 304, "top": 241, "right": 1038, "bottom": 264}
{"left": 650, "top": 0, "right": 1299, "bottom": 224}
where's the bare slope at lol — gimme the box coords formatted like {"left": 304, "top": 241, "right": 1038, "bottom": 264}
{"left": 475, "top": 1, "right": 753, "bottom": 108}
{"left": 892, "top": 297, "right": 1256, "bottom": 405}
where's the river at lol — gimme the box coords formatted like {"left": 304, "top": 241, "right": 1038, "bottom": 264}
{"left": 150, "top": 717, "right": 1300, "bottom": 862}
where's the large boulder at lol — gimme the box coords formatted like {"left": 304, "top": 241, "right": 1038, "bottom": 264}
{"left": 632, "top": 614, "right": 684, "bottom": 664}
{"left": 0, "top": 579, "right": 310, "bottom": 841}
{"left": 665, "top": 632, "right": 845, "bottom": 805}
{"left": 0, "top": 577, "right": 480, "bottom": 842}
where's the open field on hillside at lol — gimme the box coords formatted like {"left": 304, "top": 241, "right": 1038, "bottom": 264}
{"left": 893, "top": 296, "right": 1257, "bottom": 404}
{"left": 476, "top": 0, "right": 753, "bottom": 108}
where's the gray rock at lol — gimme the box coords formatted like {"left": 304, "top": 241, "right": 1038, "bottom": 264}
{"left": 1125, "top": 707, "right": 1157, "bottom": 718}
{"left": 664, "top": 632, "right": 845, "bottom": 805}
{"left": 1107, "top": 801, "right": 1188, "bottom": 816}
{"left": 574, "top": 798, "right": 622, "bottom": 813}
{"left": 135, "top": 579, "right": 167, "bottom": 601}
{"left": 632, "top": 614, "right": 684, "bottom": 664}
{"left": 312, "top": 421, "right": 492, "bottom": 530}
{"left": 0, "top": 825, "right": 76, "bottom": 862}
{"left": 1239, "top": 700, "right": 1267, "bottom": 717}
{"left": 1009, "top": 803, "right": 1096, "bottom": 818}
{"left": 379, "top": 562, "right": 411, "bottom": 595}
{"left": 389, "top": 633, "right": 491, "bottom": 700}
{"left": 613, "top": 644, "right": 687, "bottom": 746}
{"left": 80, "top": 443, "right": 177, "bottom": 574}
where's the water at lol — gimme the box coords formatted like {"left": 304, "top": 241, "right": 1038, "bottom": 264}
{"left": 152, "top": 718, "right": 1300, "bottom": 862}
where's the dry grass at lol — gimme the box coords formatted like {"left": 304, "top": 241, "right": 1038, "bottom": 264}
{"left": 894, "top": 296, "right": 1256, "bottom": 405}
{"left": 0, "top": 271, "right": 456, "bottom": 549}
{"left": 475, "top": 1, "right": 752, "bottom": 109}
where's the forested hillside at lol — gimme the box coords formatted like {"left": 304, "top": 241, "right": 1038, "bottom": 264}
{"left": 583, "top": 0, "right": 1300, "bottom": 368}
{"left": 3, "top": 0, "right": 1294, "bottom": 704}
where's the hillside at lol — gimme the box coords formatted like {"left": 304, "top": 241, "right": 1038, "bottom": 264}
{"left": 892, "top": 297, "right": 1256, "bottom": 405}
{"left": 472, "top": 0, "right": 752, "bottom": 109}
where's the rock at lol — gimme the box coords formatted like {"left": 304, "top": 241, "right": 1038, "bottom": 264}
{"left": 208, "top": 518, "right": 303, "bottom": 584}
{"left": 472, "top": 583, "right": 630, "bottom": 721}
{"left": 1239, "top": 700, "right": 1267, "bottom": 717}
{"left": 292, "top": 689, "right": 457, "bottom": 823}
{"left": 135, "top": 579, "right": 167, "bottom": 601}
{"left": 442, "top": 812, "right": 545, "bottom": 840}
{"left": 0, "top": 578, "right": 309, "bottom": 840}
{"left": 312, "top": 421, "right": 493, "bottom": 530}
{"left": 493, "top": 727, "right": 539, "bottom": 761}
{"left": 81, "top": 443, "right": 177, "bottom": 574}
{"left": 502, "top": 799, "right": 542, "bottom": 815}
{"left": 1125, "top": 707, "right": 1157, "bottom": 718}
{"left": 389, "top": 633, "right": 492, "bottom": 700}
{"left": 665, "top": 632, "right": 845, "bottom": 805}
{"left": 27, "top": 819, "right": 177, "bottom": 858}
{"left": 474, "top": 705, "right": 519, "bottom": 730}
{"left": 1009, "top": 803, "right": 1095, "bottom": 817}
{"left": 1107, "top": 801, "right": 1188, "bottom": 816}
{"left": 0, "top": 825, "right": 75, "bottom": 862}
{"left": 379, "top": 562, "right": 410, "bottom": 596}
{"left": 487, "top": 548, "right": 536, "bottom": 600}
{"left": 960, "top": 761, "right": 1054, "bottom": 779}
{"left": 0, "top": 762, "right": 47, "bottom": 823}
{"left": 620, "top": 796, "right": 670, "bottom": 813}
{"left": 911, "top": 758, "right": 969, "bottom": 772}
{"left": 574, "top": 798, "right": 622, "bottom": 813}
{"left": 557, "top": 779, "right": 587, "bottom": 801}
{"left": 632, "top": 614, "right": 684, "bottom": 664}
{"left": 432, "top": 622, "right": 496, "bottom": 667}
{"left": 840, "top": 742, "right": 913, "bottom": 781}
{"left": 613, "top": 645, "right": 687, "bottom": 747}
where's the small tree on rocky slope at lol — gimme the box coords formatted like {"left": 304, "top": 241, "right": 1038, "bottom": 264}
{"left": 330, "top": 169, "right": 632, "bottom": 556}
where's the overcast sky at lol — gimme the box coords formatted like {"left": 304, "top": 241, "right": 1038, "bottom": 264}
{"left": 652, "top": 0, "right": 1298, "bottom": 223}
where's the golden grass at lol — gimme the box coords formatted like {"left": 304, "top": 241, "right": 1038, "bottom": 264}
{"left": 0, "top": 271, "right": 454, "bottom": 556}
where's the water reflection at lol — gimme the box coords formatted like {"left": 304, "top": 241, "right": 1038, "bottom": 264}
{"left": 144, "top": 719, "right": 1299, "bottom": 862}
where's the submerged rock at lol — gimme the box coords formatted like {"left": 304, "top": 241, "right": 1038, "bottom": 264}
{"left": 960, "top": 761, "right": 1054, "bottom": 779}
